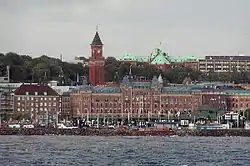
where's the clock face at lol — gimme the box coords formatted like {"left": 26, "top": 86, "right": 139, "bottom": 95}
{"left": 97, "top": 50, "right": 101, "bottom": 54}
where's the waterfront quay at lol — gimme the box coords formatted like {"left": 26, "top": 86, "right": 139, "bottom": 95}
{"left": 2, "top": 128, "right": 250, "bottom": 137}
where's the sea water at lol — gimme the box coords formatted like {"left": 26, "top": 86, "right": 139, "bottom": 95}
{"left": 0, "top": 136, "right": 250, "bottom": 166}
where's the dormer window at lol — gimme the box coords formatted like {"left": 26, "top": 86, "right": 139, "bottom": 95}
{"left": 35, "top": 92, "right": 38, "bottom": 95}
{"left": 44, "top": 92, "right": 47, "bottom": 95}
{"left": 26, "top": 92, "right": 29, "bottom": 95}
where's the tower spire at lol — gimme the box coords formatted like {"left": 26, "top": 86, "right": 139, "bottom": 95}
{"left": 91, "top": 25, "right": 103, "bottom": 46}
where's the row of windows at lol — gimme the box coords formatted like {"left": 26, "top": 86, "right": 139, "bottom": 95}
{"left": 76, "top": 109, "right": 193, "bottom": 114}
{"left": 17, "top": 97, "right": 58, "bottom": 101}
{"left": 17, "top": 107, "right": 56, "bottom": 112}
{"left": 17, "top": 102, "right": 58, "bottom": 107}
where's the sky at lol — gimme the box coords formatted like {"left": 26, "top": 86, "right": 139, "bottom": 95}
{"left": 0, "top": 0, "right": 250, "bottom": 61}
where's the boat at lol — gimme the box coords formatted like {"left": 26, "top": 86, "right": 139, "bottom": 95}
{"left": 196, "top": 123, "right": 230, "bottom": 130}
{"left": 137, "top": 128, "right": 174, "bottom": 134}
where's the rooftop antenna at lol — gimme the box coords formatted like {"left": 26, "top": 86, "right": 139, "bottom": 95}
{"left": 159, "top": 41, "right": 163, "bottom": 50}
{"left": 96, "top": 24, "right": 99, "bottom": 32}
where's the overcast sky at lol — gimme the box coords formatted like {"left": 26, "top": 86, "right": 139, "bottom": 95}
{"left": 0, "top": 0, "right": 249, "bottom": 61}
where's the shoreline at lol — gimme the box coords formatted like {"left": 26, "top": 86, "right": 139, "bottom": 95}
{"left": 1, "top": 128, "right": 250, "bottom": 137}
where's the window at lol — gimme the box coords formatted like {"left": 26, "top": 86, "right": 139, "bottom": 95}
{"left": 26, "top": 92, "right": 29, "bottom": 95}
{"left": 44, "top": 92, "right": 47, "bottom": 95}
{"left": 35, "top": 92, "right": 38, "bottom": 95}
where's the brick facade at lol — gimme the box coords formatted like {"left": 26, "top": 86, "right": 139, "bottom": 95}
{"left": 13, "top": 84, "right": 60, "bottom": 123}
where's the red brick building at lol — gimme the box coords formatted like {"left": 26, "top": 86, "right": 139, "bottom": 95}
{"left": 226, "top": 90, "right": 250, "bottom": 114}
{"left": 70, "top": 76, "right": 206, "bottom": 124}
{"left": 14, "top": 84, "right": 61, "bottom": 124}
{"left": 88, "top": 30, "right": 105, "bottom": 86}
{"left": 60, "top": 92, "right": 71, "bottom": 121}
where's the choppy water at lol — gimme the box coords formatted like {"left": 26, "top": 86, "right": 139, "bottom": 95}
{"left": 0, "top": 136, "right": 250, "bottom": 166}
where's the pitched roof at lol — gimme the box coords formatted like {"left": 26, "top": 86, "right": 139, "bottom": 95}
{"left": 91, "top": 32, "right": 103, "bottom": 45}
{"left": 149, "top": 48, "right": 170, "bottom": 65}
{"left": 92, "top": 86, "right": 121, "bottom": 93}
{"left": 120, "top": 53, "right": 148, "bottom": 62}
{"left": 14, "top": 84, "right": 59, "bottom": 96}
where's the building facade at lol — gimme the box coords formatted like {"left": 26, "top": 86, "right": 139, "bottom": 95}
{"left": 199, "top": 56, "right": 250, "bottom": 72}
{"left": 0, "top": 90, "right": 14, "bottom": 119}
{"left": 13, "top": 84, "right": 61, "bottom": 124}
{"left": 70, "top": 77, "right": 250, "bottom": 124}
{"left": 70, "top": 76, "right": 212, "bottom": 124}
{"left": 88, "top": 30, "right": 105, "bottom": 86}
{"left": 60, "top": 92, "right": 71, "bottom": 121}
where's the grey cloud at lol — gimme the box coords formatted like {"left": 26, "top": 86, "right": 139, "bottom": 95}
{"left": 0, "top": 0, "right": 249, "bottom": 60}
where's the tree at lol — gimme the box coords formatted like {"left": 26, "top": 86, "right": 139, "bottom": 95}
{"left": 105, "top": 57, "right": 120, "bottom": 82}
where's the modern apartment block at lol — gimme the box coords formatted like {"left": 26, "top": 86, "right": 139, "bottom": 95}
{"left": 199, "top": 56, "right": 250, "bottom": 72}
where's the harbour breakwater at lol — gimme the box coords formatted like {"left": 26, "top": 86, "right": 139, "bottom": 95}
{"left": 1, "top": 128, "right": 250, "bottom": 137}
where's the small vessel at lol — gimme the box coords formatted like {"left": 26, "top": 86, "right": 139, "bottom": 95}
{"left": 196, "top": 123, "right": 230, "bottom": 130}
{"left": 137, "top": 128, "right": 174, "bottom": 134}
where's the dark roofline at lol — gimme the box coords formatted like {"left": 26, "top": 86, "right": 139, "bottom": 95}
{"left": 91, "top": 31, "right": 103, "bottom": 46}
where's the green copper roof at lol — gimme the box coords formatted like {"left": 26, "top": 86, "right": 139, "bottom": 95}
{"left": 120, "top": 53, "right": 148, "bottom": 63}
{"left": 120, "top": 53, "right": 138, "bottom": 61}
{"left": 149, "top": 48, "right": 170, "bottom": 65}
{"left": 223, "top": 90, "right": 250, "bottom": 96}
{"left": 137, "top": 56, "right": 148, "bottom": 62}
{"left": 169, "top": 55, "right": 197, "bottom": 62}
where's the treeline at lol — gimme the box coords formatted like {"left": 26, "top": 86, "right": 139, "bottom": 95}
{"left": 105, "top": 57, "right": 250, "bottom": 84}
{"left": 0, "top": 52, "right": 249, "bottom": 85}
{"left": 0, "top": 52, "right": 88, "bottom": 85}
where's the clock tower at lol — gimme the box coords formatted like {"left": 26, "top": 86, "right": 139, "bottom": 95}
{"left": 88, "top": 29, "right": 105, "bottom": 86}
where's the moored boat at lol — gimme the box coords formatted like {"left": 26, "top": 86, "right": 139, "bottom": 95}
{"left": 137, "top": 128, "right": 174, "bottom": 134}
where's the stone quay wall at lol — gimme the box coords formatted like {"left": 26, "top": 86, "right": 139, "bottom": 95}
{"left": 1, "top": 128, "right": 250, "bottom": 137}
